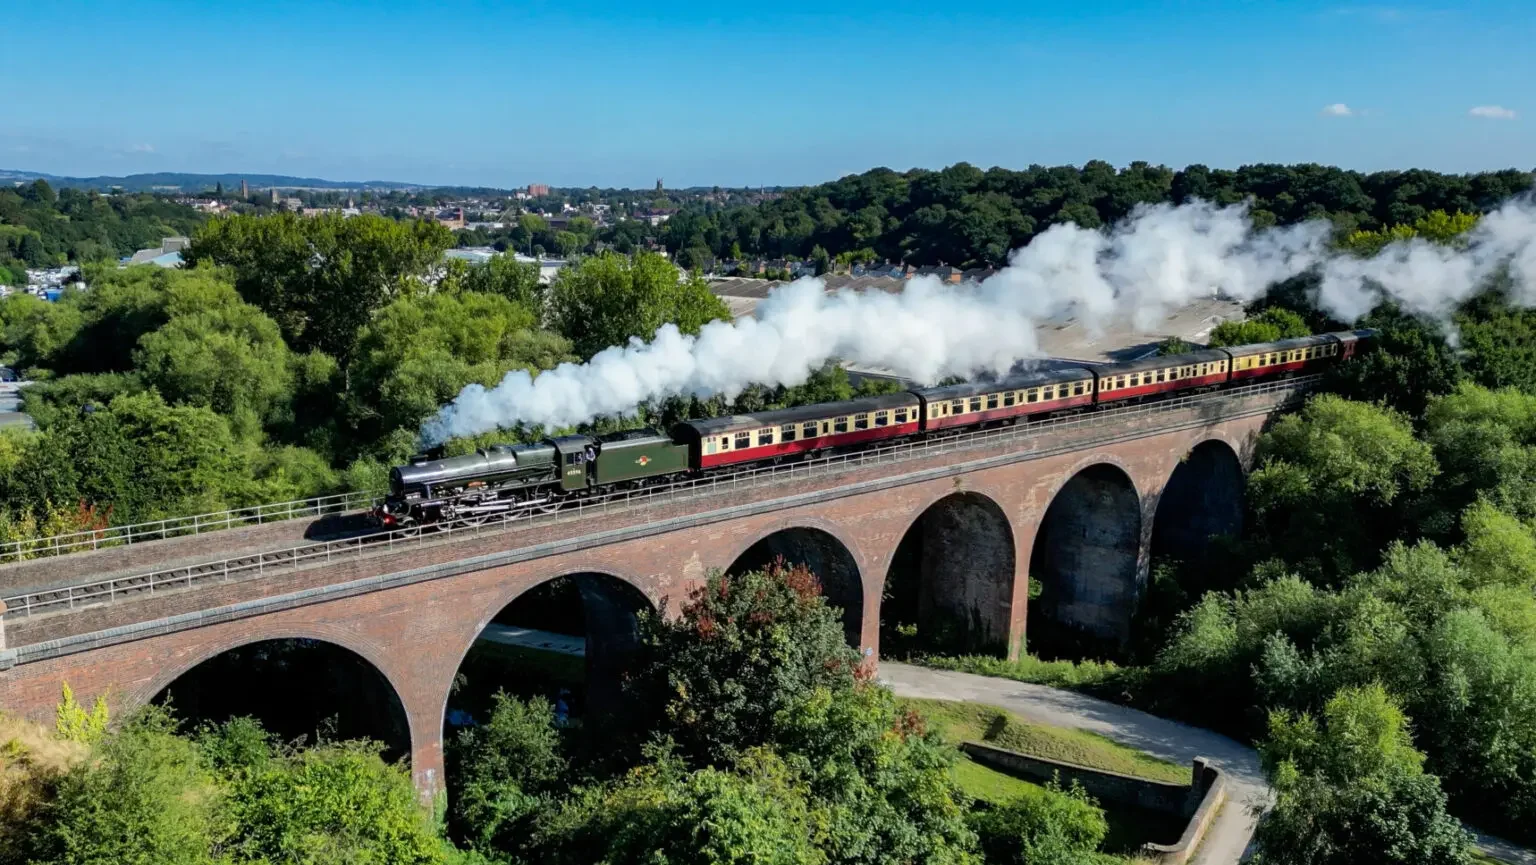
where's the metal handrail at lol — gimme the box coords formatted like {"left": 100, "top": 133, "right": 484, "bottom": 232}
{"left": 0, "top": 489, "right": 384, "bottom": 564}
{"left": 0, "top": 377, "right": 1318, "bottom": 621}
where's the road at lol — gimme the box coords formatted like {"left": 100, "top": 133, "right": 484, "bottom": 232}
{"left": 879, "top": 662, "right": 1265, "bottom": 865}
{"left": 880, "top": 663, "right": 1536, "bottom": 865}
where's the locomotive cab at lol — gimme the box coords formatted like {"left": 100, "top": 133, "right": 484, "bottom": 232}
{"left": 550, "top": 435, "right": 600, "bottom": 492}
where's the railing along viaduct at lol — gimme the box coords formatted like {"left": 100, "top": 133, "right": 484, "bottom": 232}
{"left": 0, "top": 379, "right": 1308, "bottom": 799}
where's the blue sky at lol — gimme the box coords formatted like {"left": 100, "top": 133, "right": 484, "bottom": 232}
{"left": 2, "top": 0, "right": 1531, "bottom": 187}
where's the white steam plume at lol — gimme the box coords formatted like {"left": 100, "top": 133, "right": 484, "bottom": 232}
{"left": 422, "top": 197, "right": 1536, "bottom": 444}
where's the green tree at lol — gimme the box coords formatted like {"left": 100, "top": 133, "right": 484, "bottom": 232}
{"left": 15, "top": 707, "right": 223, "bottom": 865}
{"left": 552, "top": 753, "right": 828, "bottom": 865}
{"left": 1248, "top": 394, "right": 1438, "bottom": 580}
{"left": 349, "top": 290, "right": 573, "bottom": 447}
{"left": 1254, "top": 684, "right": 1471, "bottom": 865}
{"left": 209, "top": 725, "right": 451, "bottom": 865}
{"left": 1207, "top": 307, "right": 1311, "bottom": 347}
{"left": 461, "top": 254, "right": 544, "bottom": 318}
{"left": 546, "top": 251, "right": 731, "bottom": 360}
{"left": 1156, "top": 336, "right": 1193, "bottom": 355}
{"left": 135, "top": 294, "right": 293, "bottom": 436}
{"left": 631, "top": 563, "right": 861, "bottom": 766}
{"left": 970, "top": 781, "right": 1108, "bottom": 865}
{"left": 447, "top": 693, "right": 567, "bottom": 858}
{"left": 184, "top": 212, "right": 454, "bottom": 361}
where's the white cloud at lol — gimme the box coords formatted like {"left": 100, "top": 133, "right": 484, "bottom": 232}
{"left": 1321, "top": 103, "right": 1353, "bottom": 117}
{"left": 126, "top": 142, "right": 155, "bottom": 153}
{"left": 1469, "top": 105, "right": 1517, "bottom": 120}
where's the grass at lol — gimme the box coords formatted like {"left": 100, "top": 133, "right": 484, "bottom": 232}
{"left": 951, "top": 754, "right": 1044, "bottom": 803}
{"left": 905, "top": 697, "right": 1189, "bottom": 785}
{"left": 917, "top": 652, "right": 1144, "bottom": 696}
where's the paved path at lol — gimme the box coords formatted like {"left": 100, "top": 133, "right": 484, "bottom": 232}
{"left": 477, "top": 624, "right": 586, "bottom": 656}
{"left": 879, "top": 662, "right": 1264, "bottom": 865}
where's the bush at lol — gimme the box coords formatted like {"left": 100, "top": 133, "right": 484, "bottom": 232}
{"left": 970, "top": 780, "right": 1109, "bottom": 865}
{"left": 1253, "top": 684, "right": 1471, "bottom": 865}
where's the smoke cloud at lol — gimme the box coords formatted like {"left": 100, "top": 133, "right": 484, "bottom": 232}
{"left": 421, "top": 197, "right": 1536, "bottom": 444}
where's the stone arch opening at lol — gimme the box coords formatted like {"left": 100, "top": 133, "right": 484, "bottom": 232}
{"left": 1151, "top": 439, "right": 1244, "bottom": 564}
{"left": 151, "top": 638, "right": 411, "bottom": 760}
{"left": 446, "top": 572, "right": 654, "bottom": 730}
{"left": 1027, "top": 464, "right": 1142, "bottom": 661}
{"left": 726, "top": 527, "right": 863, "bottom": 648}
{"left": 882, "top": 491, "right": 1016, "bottom": 657}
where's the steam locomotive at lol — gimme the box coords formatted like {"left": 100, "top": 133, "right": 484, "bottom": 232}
{"left": 373, "top": 329, "right": 1376, "bottom": 528}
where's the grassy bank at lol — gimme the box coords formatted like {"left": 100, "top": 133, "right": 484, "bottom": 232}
{"left": 906, "top": 697, "right": 1188, "bottom": 784}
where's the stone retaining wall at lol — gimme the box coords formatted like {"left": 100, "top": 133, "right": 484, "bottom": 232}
{"left": 961, "top": 742, "right": 1226, "bottom": 864}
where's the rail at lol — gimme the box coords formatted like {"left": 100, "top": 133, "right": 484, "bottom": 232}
{"left": 0, "top": 489, "right": 384, "bottom": 564}
{"left": 1, "top": 376, "right": 1319, "bottom": 621}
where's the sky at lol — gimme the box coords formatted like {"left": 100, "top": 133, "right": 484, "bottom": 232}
{"left": 2, "top": 0, "right": 1531, "bottom": 188}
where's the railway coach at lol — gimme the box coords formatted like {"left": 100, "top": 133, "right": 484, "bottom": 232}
{"left": 375, "top": 328, "right": 1379, "bottom": 527}
{"left": 671, "top": 391, "right": 923, "bottom": 470}
{"left": 914, "top": 367, "right": 1095, "bottom": 430}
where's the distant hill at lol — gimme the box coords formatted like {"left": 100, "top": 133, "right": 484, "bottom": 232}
{"left": 0, "top": 169, "right": 422, "bottom": 193}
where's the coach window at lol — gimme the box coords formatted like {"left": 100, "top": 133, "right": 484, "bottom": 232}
{"left": 969, "top": 397, "right": 982, "bottom": 413}
{"left": 735, "top": 432, "right": 751, "bottom": 450}
{"left": 951, "top": 400, "right": 964, "bottom": 415}
{"left": 705, "top": 438, "right": 718, "bottom": 455}
{"left": 1026, "top": 389, "right": 1038, "bottom": 403}
{"left": 893, "top": 408, "right": 907, "bottom": 424}
{"left": 834, "top": 416, "right": 849, "bottom": 434}
{"left": 986, "top": 394, "right": 999, "bottom": 410}
{"left": 802, "top": 421, "right": 818, "bottom": 439}
{"left": 873, "top": 410, "right": 888, "bottom": 427}
{"left": 1040, "top": 386, "right": 1053, "bottom": 400}
{"left": 854, "top": 413, "right": 870, "bottom": 430}
{"left": 780, "top": 424, "right": 797, "bottom": 443}
{"left": 756, "top": 429, "right": 774, "bottom": 447}
{"left": 1003, "top": 392, "right": 1016, "bottom": 407}
{"left": 719, "top": 436, "right": 731, "bottom": 451}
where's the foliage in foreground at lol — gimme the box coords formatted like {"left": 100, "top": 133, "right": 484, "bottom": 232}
{"left": 0, "top": 706, "right": 460, "bottom": 865}
{"left": 1253, "top": 685, "right": 1471, "bottom": 865}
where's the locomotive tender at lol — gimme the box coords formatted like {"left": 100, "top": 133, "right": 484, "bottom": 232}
{"left": 374, "top": 329, "right": 1376, "bottom": 527}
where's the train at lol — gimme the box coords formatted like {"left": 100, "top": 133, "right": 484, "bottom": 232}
{"left": 372, "top": 329, "right": 1377, "bottom": 528}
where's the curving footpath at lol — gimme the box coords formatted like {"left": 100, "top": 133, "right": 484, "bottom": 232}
{"left": 880, "top": 662, "right": 1268, "bottom": 865}
{"left": 881, "top": 663, "right": 1536, "bottom": 864}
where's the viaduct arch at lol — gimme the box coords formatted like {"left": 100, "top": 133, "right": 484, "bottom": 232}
{"left": 0, "top": 407, "right": 1275, "bottom": 800}
{"left": 1026, "top": 462, "right": 1144, "bottom": 659}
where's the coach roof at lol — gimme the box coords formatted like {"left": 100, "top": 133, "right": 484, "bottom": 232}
{"left": 673, "top": 391, "right": 920, "bottom": 438}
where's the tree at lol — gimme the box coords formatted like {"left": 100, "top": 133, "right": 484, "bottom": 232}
{"left": 461, "top": 254, "right": 544, "bottom": 317}
{"left": 209, "top": 724, "right": 452, "bottom": 865}
{"left": 1207, "top": 307, "right": 1311, "bottom": 347}
{"left": 448, "top": 693, "right": 568, "bottom": 858}
{"left": 1248, "top": 394, "right": 1438, "bottom": 580}
{"left": 550, "top": 753, "right": 828, "bottom": 865}
{"left": 135, "top": 290, "right": 294, "bottom": 436}
{"left": 1156, "top": 336, "right": 1193, "bottom": 355}
{"left": 14, "top": 707, "right": 223, "bottom": 865}
{"left": 1253, "top": 684, "right": 1471, "bottom": 865}
{"left": 630, "top": 563, "right": 861, "bottom": 766}
{"left": 183, "top": 212, "right": 455, "bottom": 361}
{"left": 810, "top": 244, "right": 831, "bottom": 276}
{"left": 1329, "top": 303, "right": 1463, "bottom": 418}
{"left": 348, "top": 290, "right": 573, "bottom": 447}
{"left": 546, "top": 251, "right": 731, "bottom": 360}
{"left": 970, "top": 781, "right": 1108, "bottom": 865}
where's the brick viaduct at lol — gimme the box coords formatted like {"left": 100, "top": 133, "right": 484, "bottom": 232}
{"left": 0, "top": 383, "right": 1298, "bottom": 800}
